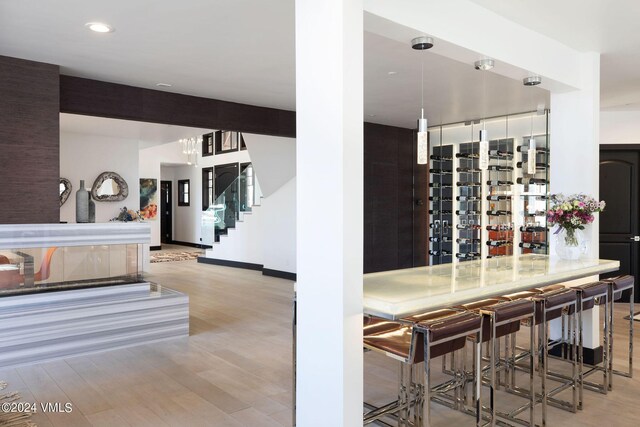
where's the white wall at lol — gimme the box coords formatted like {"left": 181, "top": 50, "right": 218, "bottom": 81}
{"left": 60, "top": 132, "right": 139, "bottom": 223}
{"left": 261, "top": 177, "right": 296, "bottom": 272}
{"left": 601, "top": 110, "right": 640, "bottom": 144}
{"left": 243, "top": 134, "right": 296, "bottom": 197}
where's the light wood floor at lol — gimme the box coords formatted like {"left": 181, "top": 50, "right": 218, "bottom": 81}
{"left": 1, "top": 259, "right": 639, "bottom": 426}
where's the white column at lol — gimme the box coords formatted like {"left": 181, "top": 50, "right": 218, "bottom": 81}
{"left": 295, "top": 1, "right": 364, "bottom": 426}
{"left": 550, "top": 52, "right": 601, "bottom": 348}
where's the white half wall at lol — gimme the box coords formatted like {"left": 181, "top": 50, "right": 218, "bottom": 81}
{"left": 601, "top": 110, "right": 640, "bottom": 144}
{"left": 60, "top": 132, "right": 140, "bottom": 224}
{"left": 243, "top": 133, "right": 296, "bottom": 197}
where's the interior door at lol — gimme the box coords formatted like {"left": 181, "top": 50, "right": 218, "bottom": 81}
{"left": 599, "top": 150, "right": 639, "bottom": 302}
{"left": 160, "top": 180, "right": 172, "bottom": 244}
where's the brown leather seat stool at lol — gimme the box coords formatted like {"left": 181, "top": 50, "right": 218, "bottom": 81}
{"left": 531, "top": 288, "right": 579, "bottom": 424}
{"left": 363, "top": 309, "right": 467, "bottom": 427}
{"left": 460, "top": 299, "right": 537, "bottom": 427}
{"left": 602, "top": 275, "right": 635, "bottom": 388}
{"left": 572, "top": 281, "right": 610, "bottom": 408}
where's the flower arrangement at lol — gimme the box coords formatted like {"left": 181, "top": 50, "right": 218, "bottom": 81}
{"left": 547, "top": 194, "right": 605, "bottom": 246}
{"left": 110, "top": 206, "right": 143, "bottom": 222}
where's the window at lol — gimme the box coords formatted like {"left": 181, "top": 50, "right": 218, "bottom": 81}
{"left": 178, "top": 179, "right": 190, "bottom": 206}
{"left": 202, "top": 133, "right": 214, "bottom": 157}
{"left": 202, "top": 167, "right": 213, "bottom": 210}
{"left": 215, "top": 130, "right": 239, "bottom": 154}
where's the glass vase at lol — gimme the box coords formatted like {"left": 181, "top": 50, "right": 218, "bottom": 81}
{"left": 555, "top": 228, "right": 587, "bottom": 260}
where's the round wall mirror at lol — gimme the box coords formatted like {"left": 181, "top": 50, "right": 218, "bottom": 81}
{"left": 91, "top": 172, "right": 129, "bottom": 202}
{"left": 59, "top": 178, "right": 72, "bottom": 206}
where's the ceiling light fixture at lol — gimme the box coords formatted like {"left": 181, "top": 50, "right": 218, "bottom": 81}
{"left": 523, "top": 76, "right": 542, "bottom": 86}
{"left": 475, "top": 59, "right": 493, "bottom": 170}
{"left": 387, "top": 71, "right": 397, "bottom": 76}
{"left": 474, "top": 59, "right": 494, "bottom": 71}
{"left": 156, "top": 83, "right": 172, "bottom": 88}
{"left": 85, "top": 22, "right": 114, "bottom": 33}
{"left": 180, "top": 136, "right": 201, "bottom": 167}
{"left": 411, "top": 36, "right": 434, "bottom": 165}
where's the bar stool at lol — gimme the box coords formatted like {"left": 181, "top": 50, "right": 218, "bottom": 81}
{"left": 573, "top": 281, "right": 610, "bottom": 409}
{"left": 363, "top": 309, "right": 476, "bottom": 427}
{"left": 532, "top": 288, "right": 579, "bottom": 425}
{"left": 457, "top": 299, "right": 536, "bottom": 426}
{"left": 602, "top": 275, "right": 635, "bottom": 388}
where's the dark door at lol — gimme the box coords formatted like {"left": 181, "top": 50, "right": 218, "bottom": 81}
{"left": 599, "top": 150, "right": 639, "bottom": 302}
{"left": 214, "top": 163, "right": 239, "bottom": 242}
{"left": 160, "top": 181, "right": 172, "bottom": 244}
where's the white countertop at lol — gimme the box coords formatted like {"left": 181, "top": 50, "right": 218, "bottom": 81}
{"left": 363, "top": 255, "right": 620, "bottom": 319}
{"left": 0, "top": 223, "right": 151, "bottom": 249}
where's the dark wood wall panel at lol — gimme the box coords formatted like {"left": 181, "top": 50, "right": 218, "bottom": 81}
{"left": 364, "top": 123, "right": 426, "bottom": 273}
{"left": 0, "top": 55, "right": 60, "bottom": 224}
{"left": 60, "top": 76, "right": 296, "bottom": 138}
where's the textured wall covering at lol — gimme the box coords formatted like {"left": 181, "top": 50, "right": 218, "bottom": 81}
{"left": 364, "top": 122, "right": 427, "bottom": 273}
{"left": 0, "top": 55, "right": 60, "bottom": 224}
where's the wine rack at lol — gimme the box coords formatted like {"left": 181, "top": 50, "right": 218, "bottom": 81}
{"left": 427, "top": 111, "right": 550, "bottom": 265}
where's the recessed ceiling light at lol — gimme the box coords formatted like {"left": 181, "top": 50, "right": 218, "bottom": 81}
{"left": 368, "top": 114, "right": 376, "bottom": 117}
{"left": 387, "top": 71, "right": 397, "bottom": 76}
{"left": 156, "top": 83, "right": 172, "bottom": 88}
{"left": 85, "top": 22, "right": 114, "bottom": 33}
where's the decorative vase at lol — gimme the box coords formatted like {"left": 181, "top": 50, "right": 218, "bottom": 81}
{"left": 555, "top": 228, "right": 587, "bottom": 260}
{"left": 75, "top": 180, "right": 89, "bottom": 223}
{"left": 88, "top": 197, "right": 96, "bottom": 223}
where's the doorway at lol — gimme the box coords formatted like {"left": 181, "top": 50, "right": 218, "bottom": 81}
{"left": 160, "top": 180, "right": 173, "bottom": 245}
{"left": 599, "top": 147, "right": 640, "bottom": 302}
{"left": 214, "top": 163, "right": 239, "bottom": 242}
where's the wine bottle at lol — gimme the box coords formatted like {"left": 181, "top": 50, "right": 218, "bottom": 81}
{"left": 456, "top": 196, "right": 481, "bottom": 201}
{"left": 524, "top": 210, "right": 547, "bottom": 217}
{"left": 429, "top": 196, "right": 452, "bottom": 202}
{"left": 456, "top": 252, "right": 480, "bottom": 259}
{"left": 517, "top": 145, "right": 549, "bottom": 153}
{"left": 486, "top": 210, "right": 511, "bottom": 216}
{"left": 429, "top": 210, "right": 452, "bottom": 215}
{"left": 486, "top": 195, "right": 511, "bottom": 201}
{"left": 517, "top": 177, "right": 548, "bottom": 185}
{"left": 430, "top": 169, "right": 452, "bottom": 175}
{"left": 429, "top": 250, "right": 452, "bottom": 256}
{"left": 457, "top": 181, "right": 481, "bottom": 187}
{"left": 488, "top": 149, "right": 513, "bottom": 157}
{"left": 456, "top": 153, "right": 479, "bottom": 159}
{"left": 456, "top": 167, "right": 481, "bottom": 173}
{"left": 520, "top": 226, "right": 547, "bottom": 232}
{"left": 486, "top": 240, "right": 512, "bottom": 247}
{"left": 487, "top": 180, "right": 513, "bottom": 186}
{"left": 456, "top": 224, "right": 481, "bottom": 230}
{"left": 429, "top": 223, "right": 452, "bottom": 229}
{"left": 517, "top": 161, "right": 546, "bottom": 169}
{"left": 456, "top": 210, "right": 480, "bottom": 215}
{"left": 429, "top": 182, "right": 452, "bottom": 188}
{"left": 487, "top": 165, "right": 514, "bottom": 171}
{"left": 519, "top": 242, "right": 547, "bottom": 249}
{"left": 430, "top": 236, "right": 452, "bottom": 243}
{"left": 486, "top": 225, "right": 513, "bottom": 231}
{"left": 430, "top": 155, "right": 453, "bottom": 161}
{"left": 457, "top": 238, "right": 480, "bottom": 244}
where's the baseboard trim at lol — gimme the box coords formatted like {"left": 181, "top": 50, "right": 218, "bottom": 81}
{"left": 169, "top": 240, "right": 213, "bottom": 249}
{"left": 197, "top": 257, "right": 263, "bottom": 271}
{"left": 197, "top": 257, "right": 296, "bottom": 281}
{"left": 150, "top": 246, "right": 162, "bottom": 251}
{"left": 263, "top": 268, "right": 297, "bottom": 281}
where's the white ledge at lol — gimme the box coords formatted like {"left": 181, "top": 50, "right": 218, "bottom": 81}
{"left": 0, "top": 223, "right": 151, "bottom": 249}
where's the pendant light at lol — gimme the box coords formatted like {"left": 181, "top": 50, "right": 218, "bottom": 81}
{"left": 523, "top": 76, "right": 542, "bottom": 175}
{"left": 412, "top": 36, "right": 433, "bottom": 165}
{"left": 474, "top": 59, "right": 494, "bottom": 170}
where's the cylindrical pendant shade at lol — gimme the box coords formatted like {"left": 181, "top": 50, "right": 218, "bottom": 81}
{"left": 527, "top": 137, "right": 537, "bottom": 175}
{"left": 479, "top": 129, "right": 489, "bottom": 170}
{"left": 417, "top": 131, "right": 428, "bottom": 165}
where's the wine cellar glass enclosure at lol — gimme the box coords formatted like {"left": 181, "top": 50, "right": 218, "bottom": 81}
{"left": 428, "top": 110, "right": 550, "bottom": 265}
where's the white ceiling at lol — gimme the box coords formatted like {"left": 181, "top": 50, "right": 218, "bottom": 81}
{"left": 60, "top": 113, "right": 211, "bottom": 149}
{"left": 469, "top": 0, "right": 640, "bottom": 110}
{"left": 6, "top": 0, "right": 634, "bottom": 129}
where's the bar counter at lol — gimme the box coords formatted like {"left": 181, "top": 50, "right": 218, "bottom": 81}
{"left": 363, "top": 254, "right": 619, "bottom": 320}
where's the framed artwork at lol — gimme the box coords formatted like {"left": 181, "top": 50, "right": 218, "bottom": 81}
{"left": 140, "top": 178, "right": 158, "bottom": 220}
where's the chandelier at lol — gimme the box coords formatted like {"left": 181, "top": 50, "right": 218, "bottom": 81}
{"left": 179, "top": 136, "right": 201, "bottom": 167}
